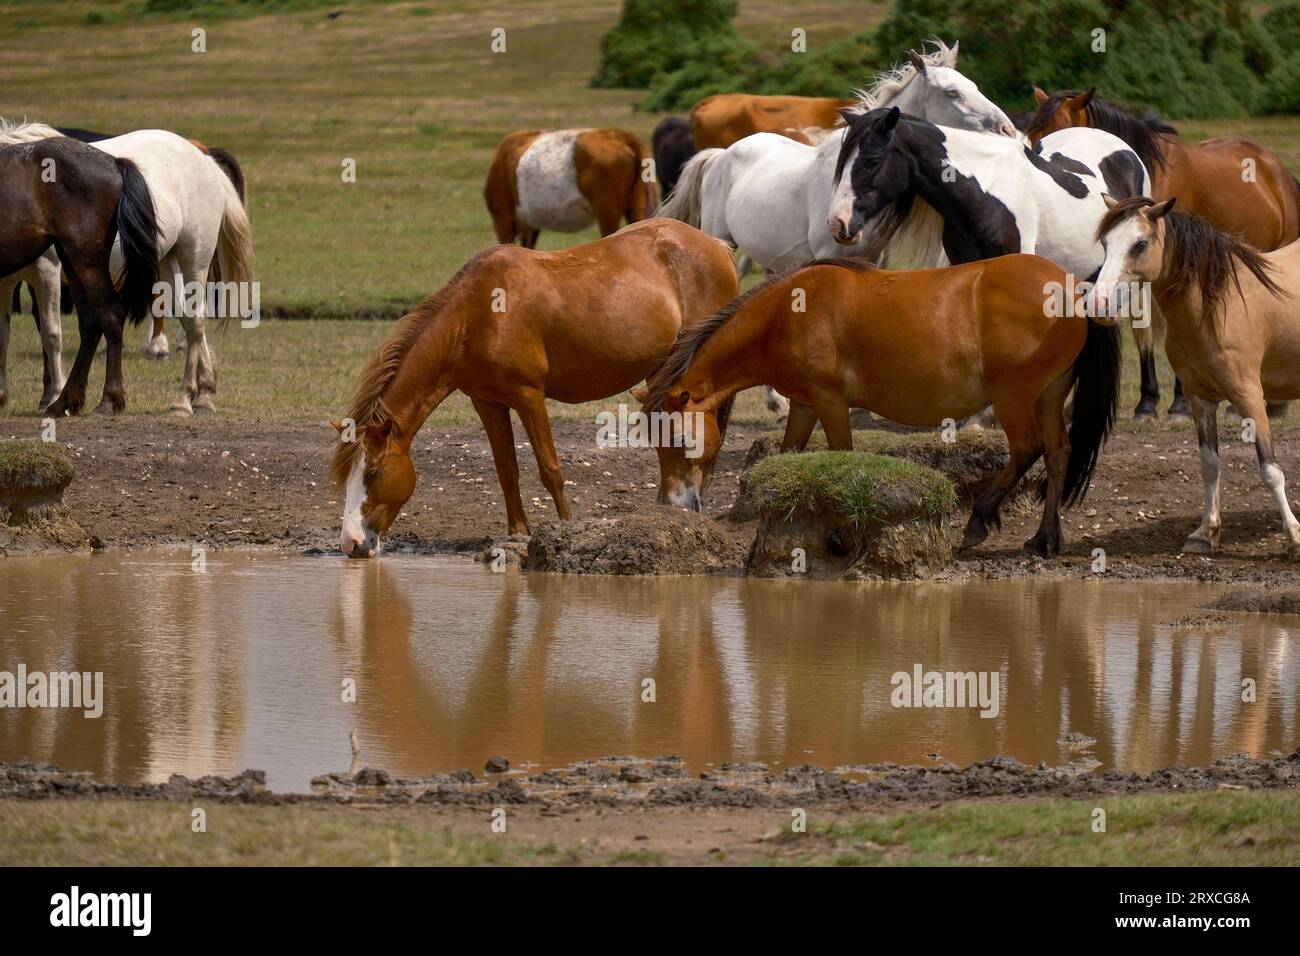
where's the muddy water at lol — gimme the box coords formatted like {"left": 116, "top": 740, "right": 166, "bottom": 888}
{"left": 1, "top": 550, "right": 1297, "bottom": 792}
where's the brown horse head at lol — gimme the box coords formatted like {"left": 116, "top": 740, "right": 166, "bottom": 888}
{"left": 332, "top": 413, "right": 415, "bottom": 558}
{"left": 1025, "top": 87, "right": 1095, "bottom": 142}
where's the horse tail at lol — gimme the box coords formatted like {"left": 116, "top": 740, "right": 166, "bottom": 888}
{"left": 207, "top": 147, "right": 247, "bottom": 208}
{"left": 656, "top": 148, "right": 722, "bottom": 227}
{"left": 1060, "top": 320, "right": 1121, "bottom": 507}
{"left": 113, "top": 157, "right": 160, "bottom": 325}
{"left": 213, "top": 171, "right": 255, "bottom": 326}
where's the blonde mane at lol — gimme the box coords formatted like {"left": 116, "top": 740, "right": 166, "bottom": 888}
{"left": 0, "top": 118, "right": 62, "bottom": 146}
{"left": 849, "top": 39, "right": 958, "bottom": 115}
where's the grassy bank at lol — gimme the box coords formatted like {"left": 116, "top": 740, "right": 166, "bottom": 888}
{"left": 2, "top": 789, "right": 1297, "bottom": 865}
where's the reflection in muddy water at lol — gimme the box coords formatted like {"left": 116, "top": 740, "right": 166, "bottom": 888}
{"left": 1, "top": 551, "right": 1297, "bottom": 791}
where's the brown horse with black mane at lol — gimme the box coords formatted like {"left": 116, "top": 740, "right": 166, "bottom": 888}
{"left": 690, "top": 93, "right": 855, "bottom": 150}
{"left": 0, "top": 137, "right": 159, "bottom": 415}
{"left": 1092, "top": 195, "right": 1298, "bottom": 557}
{"left": 1027, "top": 87, "right": 1300, "bottom": 418}
{"left": 329, "top": 219, "right": 738, "bottom": 556}
{"left": 483, "top": 128, "right": 655, "bottom": 247}
{"left": 643, "top": 255, "right": 1121, "bottom": 558}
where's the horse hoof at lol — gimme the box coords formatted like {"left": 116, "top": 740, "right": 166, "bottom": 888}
{"left": 1022, "top": 536, "right": 1051, "bottom": 558}
{"left": 1166, "top": 402, "right": 1191, "bottom": 420}
{"left": 192, "top": 402, "right": 215, "bottom": 417}
{"left": 1182, "top": 536, "right": 1215, "bottom": 555}
{"left": 93, "top": 401, "right": 120, "bottom": 417}
{"left": 1132, "top": 403, "right": 1158, "bottom": 421}
{"left": 169, "top": 404, "right": 194, "bottom": 417}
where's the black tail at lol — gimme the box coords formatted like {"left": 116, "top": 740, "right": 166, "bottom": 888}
{"left": 113, "top": 157, "right": 160, "bottom": 325}
{"left": 207, "top": 146, "right": 247, "bottom": 206}
{"left": 1061, "top": 321, "right": 1121, "bottom": 507}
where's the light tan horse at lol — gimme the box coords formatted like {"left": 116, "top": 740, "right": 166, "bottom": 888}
{"left": 329, "top": 219, "right": 739, "bottom": 556}
{"left": 643, "top": 255, "right": 1121, "bottom": 558}
{"left": 483, "top": 128, "right": 655, "bottom": 248}
{"left": 1093, "top": 195, "right": 1297, "bottom": 556}
{"left": 690, "top": 93, "right": 856, "bottom": 150}
{"left": 1028, "top": 87, "right": 1300, "bottom": 418}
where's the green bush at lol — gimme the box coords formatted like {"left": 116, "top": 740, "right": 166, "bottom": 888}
{"left": 873, "top": 0, "right": 1297, "bottom": 117}
{"left": 592, "top": 0, "right": 740, "bottom": 89}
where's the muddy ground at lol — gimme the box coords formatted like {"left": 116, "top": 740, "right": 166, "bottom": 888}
{"left": 6, "top": 415, "right": 1300, "bottom": 586}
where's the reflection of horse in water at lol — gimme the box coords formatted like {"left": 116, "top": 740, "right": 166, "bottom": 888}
{"left": 320, "top": 561, "right": 1299, "bottom": 775}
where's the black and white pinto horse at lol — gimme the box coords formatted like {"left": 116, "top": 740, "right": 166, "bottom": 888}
{"left": 828, "top": 106, "right": 1150, "bottom": 424}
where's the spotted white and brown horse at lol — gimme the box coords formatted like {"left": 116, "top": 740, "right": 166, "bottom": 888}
{"left": 483, "top": 128, "right": 656, "bottom": 247}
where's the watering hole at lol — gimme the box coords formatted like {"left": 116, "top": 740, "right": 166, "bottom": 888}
{"left": 1, "top": 550, "right": 1297, "bottom": 793}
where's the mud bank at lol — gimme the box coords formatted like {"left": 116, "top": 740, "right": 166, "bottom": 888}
{"left": 4, "top": 750, "right": 1296, "bottom": 809}
{"left": 0, "top": 439, "right": 88, "bottom": 553}
{"left": 7, "top": 416, "right": 1300, "bottom": 585}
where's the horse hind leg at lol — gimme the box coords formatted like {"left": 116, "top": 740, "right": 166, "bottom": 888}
{"left": 1023, "top": 374, "right": 1073, "bottom": 558}
{"left": 1182, "top": 394, "right": 1222, "bottom": 553}
{"left": 33, "top": 254, "right": 65, "bottom": 412}
{"left": 780, "top": 403, "right": 819, "bottom": 451}
{"left": 0, "top": 277, "right": 13, "bottom": 409}
{"left": 961, "top": 400, "right": 1043, "bottom": 553}
{"left": 1132, "top": 322, "right": 1159, "bottom": 419}
{"left": 1235, "top": 391, "right": 1300, "bottom": 557}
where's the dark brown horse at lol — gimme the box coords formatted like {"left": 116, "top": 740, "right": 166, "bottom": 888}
{"left": 644, "top": 255, "right": 1121, "bottom": 558}
{"left": 0, "top": 137, "right": 159, "bottom": 415}
{"left": 1027, "top": 87, "right": 1300, "bottom": 418}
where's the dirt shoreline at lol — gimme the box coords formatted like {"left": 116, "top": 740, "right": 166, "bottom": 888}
{"left": 5, "top": 416, "right": 1300, "bottom": 585}
{"left": 5, "top": 750, "right": 1297, "bottom": 809}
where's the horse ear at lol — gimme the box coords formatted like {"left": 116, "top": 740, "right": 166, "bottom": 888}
{"left": 364, "top": 419, "right": 393, "bottom": 448}
{"left": 330, "top": 418, "right": 345, "bottom": 435}
{"left": 837, "top": 106, "right": 859, "bottom": 126}
{"left": 630, "top": 385, "right": 649, "bottom": 404}
{"left": 883, "top": 106, "right": 902, "bottom": 130}
{"left": 948, "top": 40, "right": 958, "bottom": 63}
{"left": 1149, "top": 197, "right": 1176, "bottom": 219}
{"left": 1074, "top": 87, "right": 1096, "bottom": 109}
{"left": 1033, "top": 86, "right": 1049, "bottom": 105}
{"left": 907, "top": 50, "right": 927, "bottom": 75}
{"left": 1101, "top": 193, "right": 1120, "bottom": 210}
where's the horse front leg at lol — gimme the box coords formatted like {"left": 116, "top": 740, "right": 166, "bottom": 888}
{"left": 780, "top": 403, "right": 818, "bottom": 451}
{"left": 473, "top": 397, "right": 529, "bottom": 535}
{"left": 1182, "top": 394, "right": 1222, "bottom": 553}
{"left": 1132, "top": 322, "right": 1159, "bottom": 419}
{"left": 45, "top": 270, "right": 104, "bottom": 418}
{"left": 0, "top": 282, "right": 12, "bottom": 409}
{"left": 513, "top": 388, "right": 572, "bottom": 521}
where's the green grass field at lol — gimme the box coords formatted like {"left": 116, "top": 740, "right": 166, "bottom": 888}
{"left": 3, "top": 789, "right": 1297, "bottom": 865}
{"left": 0, "top": 0, "right": 1297, "bottom": 424}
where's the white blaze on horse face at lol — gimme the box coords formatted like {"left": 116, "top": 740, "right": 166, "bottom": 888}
{"left": 828, "top": 146, "right": 862, "bottom": 243}
{"left": 1092, "top": 216, "right": 1146, "bottom": 319}
{"left": 514, "top": 129, "right": 596, "bottom": 233}
{"left": 341, "top": 452, "right": 368, "bottom": 556}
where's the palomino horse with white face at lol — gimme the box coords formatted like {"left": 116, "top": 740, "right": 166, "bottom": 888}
{"left": 0, "top": 137, "right": 159, "bottom": 414}
{"left": 1092, "top": 195, "right": 1298, "bottom": 556}
{"left": 643, "top": 255, "right": 1121, "bottom": 558}
{"left": 1027, "top": 88, "right": 1300, "bottom": 419}
{"left": 329, "top": 219, "right": 739, "bottom": 557}
{"left": 483, "top": 128, "right": 656, "bottom": 248}
{"left": 0, "top": 121, "right": 254, "bottom": 416}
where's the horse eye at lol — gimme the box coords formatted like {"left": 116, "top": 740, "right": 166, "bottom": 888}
{"left": 946, "top": 89, "right": 962, "bottom": 99}
{"left": 1132, "top": 240, "right": 1148, "bottom": 255}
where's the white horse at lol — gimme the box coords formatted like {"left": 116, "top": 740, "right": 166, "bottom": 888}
{"left": 0, "top": 120, "right": 253, "bottom": 416}
{"left": 0, "top": 251, "right": 62, "bottom": 412}
{"left": 659, "top": 42, "right": 1017, "bottom": 274}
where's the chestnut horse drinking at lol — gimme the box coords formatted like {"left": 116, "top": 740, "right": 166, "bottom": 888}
{"left": 1027, "top": 87, "right": 1300, "bottom": 418}
{"left": 483, "top": 128, "right": 656, "bottom": 247}
{"left": 329, "top": 219, "right": 739, "bottom": 556}
{"left": 1092, "top": 196, "right": 1298, "bottom": 556}
{"left": 643, "top": 256, "right": 1121, "bottom": 558}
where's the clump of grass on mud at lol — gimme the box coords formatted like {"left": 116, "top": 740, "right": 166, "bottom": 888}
{"left": 0, "top": 440, "right": 73, "bottom": 494}
{"left": 746, "top": 451, "right": 955, "bottom": 527}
